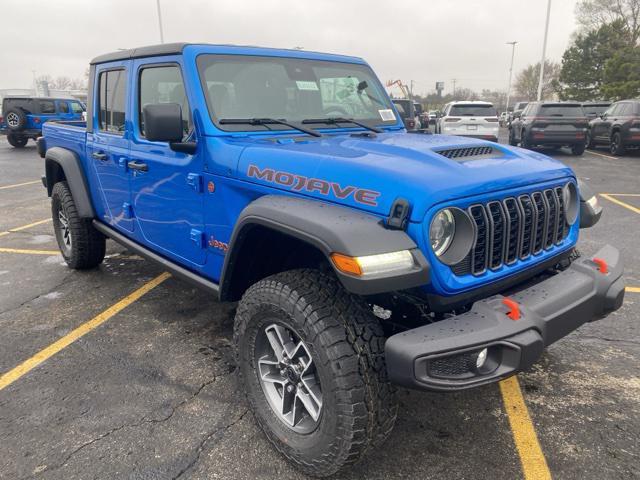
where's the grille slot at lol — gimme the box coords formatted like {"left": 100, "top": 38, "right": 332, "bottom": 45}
{"left": 452, "top": 185, "right": 571, "bottom": 276}
{"left": 435, "top": 146, "right": 496, "bottom": 160}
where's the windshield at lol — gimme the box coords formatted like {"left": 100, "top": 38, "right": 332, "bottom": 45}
{"left": 539, "top": 105, "right": 584, "bottom": 116}
{"left": 197, "top": 54, "right": 397, "bottom": 132}
{"left": 449, "top": 104, "right": 497, "bottom": 116}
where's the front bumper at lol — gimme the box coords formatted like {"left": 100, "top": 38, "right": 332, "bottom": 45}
{"left": 385, "top": 244, "right": 625, "bottom": 391}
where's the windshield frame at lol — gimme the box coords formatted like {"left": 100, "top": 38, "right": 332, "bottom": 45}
{"left": 196, "top": 53, "right": 400, "bottom": 134}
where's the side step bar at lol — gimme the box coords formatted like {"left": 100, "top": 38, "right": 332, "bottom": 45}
{"left": 93, "top": 220, "right": 220, "bottom": 296}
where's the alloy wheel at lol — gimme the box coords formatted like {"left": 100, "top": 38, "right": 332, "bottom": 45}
{"left": 57, "top": 208, "right": 72, "bottom": 252}
{"left": 256, "top": 323, "right": 323, "bottom": 434}
{"left": 6, "top": 112, "right": 19, "bottom": 128}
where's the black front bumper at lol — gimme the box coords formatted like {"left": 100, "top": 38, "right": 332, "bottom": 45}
{"left": 385, "top": 245, "right": 625, "bottom": 391}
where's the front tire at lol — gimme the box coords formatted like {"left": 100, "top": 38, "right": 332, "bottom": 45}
{"left": 610, "top": 131, "right": 626, "bottom": 156}
{"left": 51, "top": 181, "right": 106, "bottom": 269}
{"left": 6, "top": 133, "right": 28, "bottom": 148}
{"left": 234, "top": 269, "right": 397, "bottom": 477}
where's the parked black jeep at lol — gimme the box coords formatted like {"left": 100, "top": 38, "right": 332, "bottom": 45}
{"left": 509, "top": 102, "right": 588, "bottom": 155}
{"left": 587, "top": 99, "right": 640, "bottom": 155}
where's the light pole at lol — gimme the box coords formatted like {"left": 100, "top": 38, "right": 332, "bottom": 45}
{"left": 156, "top": 0, "right": 165, "bottom": 44}
{"left": 505, "top": 41, "right": 517, "bottom": 113}
{"left": 536, "top": 0, "right": 552, "bottom": 101}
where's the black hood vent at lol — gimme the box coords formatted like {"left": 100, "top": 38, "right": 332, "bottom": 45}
{"left": 434, "top": 145, "right": 500, "bottom": 161}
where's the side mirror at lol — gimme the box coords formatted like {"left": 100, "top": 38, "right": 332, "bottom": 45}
{"left": 601, "top": 113, "right": 607, "bottom": 119}
{"left": 143, "top": 103, "right": 184, "bottom": 143}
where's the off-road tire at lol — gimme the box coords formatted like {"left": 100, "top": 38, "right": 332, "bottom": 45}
{"left": 51, "top": 181, "right": 105, "bottom": 269}
{"left": 6, "top": 133, "right": 28, "bottom": 148}
{"left": 234, "top": 269, "right": 397, "bottom": 477}
{"left": 571, "top": 143, "right": 585, "bottom": 156}
{"left": 610, "top": 131, "right": 626, "bottom": 156}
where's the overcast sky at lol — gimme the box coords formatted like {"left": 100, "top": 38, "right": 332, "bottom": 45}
{"left": 0, "top": 0, "right": 578, "bottom": 94}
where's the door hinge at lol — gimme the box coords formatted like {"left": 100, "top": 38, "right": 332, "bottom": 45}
{"left": 186, "top": 173, "right": 203, "bottom": 193}
{"left": 190, "top": 229, "right": 205, "bottom": 249}
{"left": 122, "top": 202, "right": 133, "bottom": 219}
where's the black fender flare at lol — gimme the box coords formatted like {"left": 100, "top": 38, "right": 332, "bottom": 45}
{"left": 44, "top": 147, "right": 96, "bottom": 218}
{"left": 219, "top": 195, "right": 430, "bottom": 299}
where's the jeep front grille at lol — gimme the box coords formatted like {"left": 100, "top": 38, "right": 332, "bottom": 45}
{"left": 452, "top": 186, "right": 570, "bottom": 276}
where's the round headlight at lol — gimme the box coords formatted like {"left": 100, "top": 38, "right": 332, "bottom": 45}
{"left": 430, "top": 209, "right": 455, "bottom": 256}
{"left": 563, "top": 182, "right": 579, "bottom": 225}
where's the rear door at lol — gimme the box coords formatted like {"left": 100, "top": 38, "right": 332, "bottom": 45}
{"left": 87, "top": 64, "right": 134, "bottom": 232}
{"left": 128, "top": 59, "right": 206, "bottom": 267}
{"left": 31, "top": 99, "right": 58, "bottom": 129}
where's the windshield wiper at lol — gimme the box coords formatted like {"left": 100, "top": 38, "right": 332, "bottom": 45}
{"left": 301, "top": 117, "right": 382, "bottom": 134}
{"left": 219, "top": 118, "right": 322, "bottom": 137}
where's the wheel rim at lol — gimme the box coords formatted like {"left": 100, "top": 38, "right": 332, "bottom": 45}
{"left": 6, "top": 112, "right": 19, "bottom": 128}
{"left": 256, "top": 323, "right": 323, "bottom": 434}
{"left": 611, "top": 135, "right": 618, "bottom": 153}
{"left": 57, "top": 207, "right": 72, "bottom": 252}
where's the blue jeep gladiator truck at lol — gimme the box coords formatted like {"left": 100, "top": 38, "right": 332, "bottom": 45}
{"left": 38, "top": 43, "right": 624, "bottom": 477}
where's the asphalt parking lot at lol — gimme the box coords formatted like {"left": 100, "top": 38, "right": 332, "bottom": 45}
{"left": 0, "top": 132, "right": 638, "bottom": 480}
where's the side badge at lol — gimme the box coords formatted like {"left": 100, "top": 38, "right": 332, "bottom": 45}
{"left": 208, "top": 235, "right": 228, "bottom": 253}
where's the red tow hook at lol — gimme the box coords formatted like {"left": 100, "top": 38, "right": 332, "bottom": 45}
{"left": 592, "top": 257, "right": 608, "bottom": 274}
{"left": 502, "top": 298, "right": 521, "bottom": 321}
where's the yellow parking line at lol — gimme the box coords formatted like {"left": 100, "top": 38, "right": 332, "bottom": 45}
{"left": 0, "top": 218, "right": 51, "bottom": 237}
{"left": 0, "top": 247, "right": 60, "bottom": 255}
{"left": 599, "top": 194, "right": 640, "bottom": 215}
{"left": 500, "top": 376, "right": 552, "bottom": 480}
{"left": 0, "top": 272, "right": 171, "bottom": 392}
{"left": 586, "top": 150, "right": 617, "bottom": 160}
{"left": 0, "top": 180, "right": 41, "bottom": 190}
{"left": 605, "top": 193, "right": 640, "bottom": 197}
{"left": 627, "top": 287, "right": 640, "bottom": 293}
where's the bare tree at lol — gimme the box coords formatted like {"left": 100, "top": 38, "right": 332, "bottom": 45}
{"left": 514, "top": 61, "right": 561, "bottom": 101}
{"left": 575, "top": 0, "right": 640, "bottom": 45}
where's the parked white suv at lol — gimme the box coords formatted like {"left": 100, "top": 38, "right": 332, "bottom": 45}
{"left": 435, "top": 101, "right": 499, "bottom": 142}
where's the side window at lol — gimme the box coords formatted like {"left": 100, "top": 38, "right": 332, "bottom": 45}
{"left": 58, "top": 101, "right": 69, "bottom": 114}
{"left": 618, "top": 103, "right": 631, "bottom": 116}
{"left": 138, "top": 65, "right": 191, "bottom": 138}
{"left": 98, "top": 69, "right": 127, "bottom": 134}
{"left": 39, "top": 100, "right": 56, "bottom": 114}
{"left": 609, "top": 104, "right": 621, "bottom": 116}
{"left": 70, "top": 101, "right": 84, "bottom": 114}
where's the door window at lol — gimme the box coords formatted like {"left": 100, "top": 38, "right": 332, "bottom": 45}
{"left": 98, "top": 69, "right": 127, "bottom": 134}
{"left": 70, "top": 101, "right": 85, "bottom": 114}
{"left": 39, "top": 100, "right": 56, "bottom": 114}
{"left": 58, "top": 101, "right": 69, "bottom": 114}
{"left": 616, "top": 103, "right": 631, "bottom": 116}
{"left": 138, "top": 65, "right": 191, "bottom": 138}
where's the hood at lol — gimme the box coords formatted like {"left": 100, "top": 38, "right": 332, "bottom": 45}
{"left": 234, "top": 132, "right": 575, "bottom": 221}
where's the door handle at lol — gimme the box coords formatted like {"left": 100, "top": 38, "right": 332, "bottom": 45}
{"left": 127, "top": 161, "right": 148, "bottom": 172}
{"left": 92, "top": 152, "right": 107, "bottom": 161}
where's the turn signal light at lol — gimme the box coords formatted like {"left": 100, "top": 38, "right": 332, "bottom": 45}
{"left": 331, "top": 250, "right": 415, "bottom": 277}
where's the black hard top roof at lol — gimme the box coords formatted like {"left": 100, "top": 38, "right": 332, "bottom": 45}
{"left": 90, "top": 43, "right": 188, "bottom": 65}
{"left": 3, "top": 96, "right": 82, "bottom": 102}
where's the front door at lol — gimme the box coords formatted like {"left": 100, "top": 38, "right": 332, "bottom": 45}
{"left": 128, "top": 59, "right": 206, "bottom": 267}
{"left": 87, "top": 64, "right": 133, "bottom": 232}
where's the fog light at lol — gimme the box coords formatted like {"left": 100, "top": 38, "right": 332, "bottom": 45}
{"left": 475, "top": 348, "right": 488, "bottom": 369}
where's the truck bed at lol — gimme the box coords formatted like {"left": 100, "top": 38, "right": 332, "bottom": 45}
{"left": 41, "top": 121, "right": 87, "bottom": 154}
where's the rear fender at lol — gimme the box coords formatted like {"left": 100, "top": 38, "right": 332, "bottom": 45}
{"left": 44, "top": 147, "right": 95, "bottom": 218}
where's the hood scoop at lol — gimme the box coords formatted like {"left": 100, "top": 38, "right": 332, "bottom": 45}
{"left": 433, "top": 145, "right": 502, "bottom": 161}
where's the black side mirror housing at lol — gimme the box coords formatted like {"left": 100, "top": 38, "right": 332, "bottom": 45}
{"left": 143, "top": 103, "right": 184, "bottom": 143}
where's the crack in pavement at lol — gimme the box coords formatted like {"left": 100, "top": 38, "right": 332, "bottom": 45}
{"left": 0, "top": 271, "right": 77, "bottom": 317}
{"left": 580, "top": 335, "right": 640, "bottom": 346}
{"left": 172, "top": 407, "right": 251, "bottom": 480}
{"left": 33, "top": 376, "right": 219, "bottom": 478}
